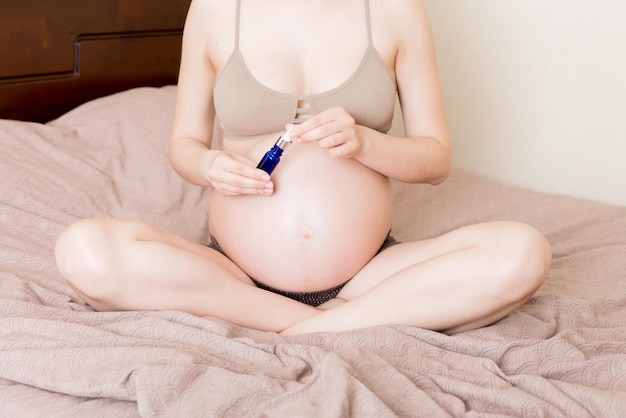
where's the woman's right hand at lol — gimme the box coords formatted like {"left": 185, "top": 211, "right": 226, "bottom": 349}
{"left": 205, "top": 151, "right": 274, "bottom": 196}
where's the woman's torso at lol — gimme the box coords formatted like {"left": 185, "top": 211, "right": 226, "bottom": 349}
{"left": 207, "top": 0, "right": 399, "bottom": 291}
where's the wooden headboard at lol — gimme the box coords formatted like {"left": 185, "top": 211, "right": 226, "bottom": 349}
{"left": 0, "top": 0, "right": 192, "bottom": 122}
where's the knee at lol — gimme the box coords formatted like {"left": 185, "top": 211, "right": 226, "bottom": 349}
{"left": 495, "top": 222, "right": 552, "bottom": 301}
{"left": 490, "top": 222, "right": 552, "bottom": 304}
{"left": 54, "top": 218, "right": 121, "bottom": 304}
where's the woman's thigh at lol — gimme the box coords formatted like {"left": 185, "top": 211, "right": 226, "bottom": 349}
{"left": 55, "top": 218, "right": 255, "bottom": 304}
{"left": 337, "top": 221, "right": 550, "bottom": 301}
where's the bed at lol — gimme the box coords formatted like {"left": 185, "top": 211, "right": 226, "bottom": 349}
{"left": 1, "top": 1, "right": 626, "bottom": 417}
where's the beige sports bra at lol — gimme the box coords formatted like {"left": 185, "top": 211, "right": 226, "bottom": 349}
{"left": 213, "top": 0, "right": 397, "bottom": 139}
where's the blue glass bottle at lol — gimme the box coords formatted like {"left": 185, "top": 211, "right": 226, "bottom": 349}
{"left": 256, "top": 129, "right": 293, "bottom": 175}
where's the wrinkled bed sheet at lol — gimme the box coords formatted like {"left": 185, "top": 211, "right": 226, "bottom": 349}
{"left": 1, "top": 87, "right": 625, "bottom": 417}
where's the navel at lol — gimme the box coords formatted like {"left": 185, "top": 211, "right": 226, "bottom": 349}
{"left": 301, "top": 226, "right": 315, "bottom": 241}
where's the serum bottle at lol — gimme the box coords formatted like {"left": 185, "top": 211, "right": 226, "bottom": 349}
{"left": 256, "top": 129, "right": 293, "bottom": 175}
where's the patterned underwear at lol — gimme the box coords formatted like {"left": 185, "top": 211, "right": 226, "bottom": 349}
{"left": 207, "top": 233, "right": 400, "bottom": 307}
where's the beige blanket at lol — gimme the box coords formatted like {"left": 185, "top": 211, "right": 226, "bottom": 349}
{"left": 1, "top": 87, "right": 625, "bottom": 417}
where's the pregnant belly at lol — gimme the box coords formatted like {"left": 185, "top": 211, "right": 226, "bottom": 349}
{"left": 208, "top": 143, "right": 394, "bottom": 292}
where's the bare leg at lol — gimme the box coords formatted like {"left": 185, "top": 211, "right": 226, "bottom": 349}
{"left": 54, "top": 218, "right": 319, "bottom": 332}
{"left": 281, "top": 222, "right": 551, "bottom": 335}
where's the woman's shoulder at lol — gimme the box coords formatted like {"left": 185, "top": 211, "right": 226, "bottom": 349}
{"left": 370, "top": 0, "right": 430, "bottom": 55}
{"left": 185, "top": 0, "right": 237, "bottom": 61}
{"left": 185, "top": 0, "right": 237, "bottom": 38}
{"left": 186, "top": 0, "right": 236, "bottom": 24}
{"left": 373, "top": 0, "right": 428, "bottom": 27}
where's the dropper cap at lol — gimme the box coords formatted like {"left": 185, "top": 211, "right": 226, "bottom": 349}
{"left": 275, "top": 128, "right": 293, "bottom": 150}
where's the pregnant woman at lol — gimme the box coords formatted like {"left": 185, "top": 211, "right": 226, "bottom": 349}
{"left": 55, "top": 0, "right": 551, "bottom": 335}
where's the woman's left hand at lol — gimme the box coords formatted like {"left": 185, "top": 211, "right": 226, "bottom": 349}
{"left": 287, "top": 107, "right": 365, "bottom": 158}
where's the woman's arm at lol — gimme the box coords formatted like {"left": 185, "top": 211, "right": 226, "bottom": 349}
{"left": 386, "top": 0, "right": 450, "bottom": 184}
{"left": 168, "top": 0, "right": 272, "bottom": 195}
{"left": 169, "top": 0, "right": 217, "bottom": 187}
{"left": 290, "top": 0, "right": 451, "bottom": 185}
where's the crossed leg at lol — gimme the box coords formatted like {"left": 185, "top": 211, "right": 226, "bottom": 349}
{"left": 280, "top": 221, "right": 551, "bottom": 335}
{"left": 55, "top": 219, "right": 550, "bottom": 335}
{"left": 54, "top": 218, "right": 321, "bottom": 332}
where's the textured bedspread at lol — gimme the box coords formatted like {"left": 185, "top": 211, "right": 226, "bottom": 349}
{"left": 1, "top": 87, "right": 625, "bottom": 417}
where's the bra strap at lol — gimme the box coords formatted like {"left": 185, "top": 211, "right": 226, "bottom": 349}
{"left": 234, "top": 0, "right": 241, "bottom": 49}
{"left": 364, "top": 0, "right": 373, "bottom": 44}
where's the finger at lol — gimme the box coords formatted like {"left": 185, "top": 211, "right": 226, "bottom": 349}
{"left": 220, "top": 167, "right": 272, "bottom": 190}
{"left": 227, "top": 154, "right": 271, "bottom": 181}
{"left": 317, "top": 131, "right": 346, "bottom": 149}
{"left": 290, "top": 109, "right": 343, "bottom": 142}
{"left": 295, "top": 120, "right": 343, "bottom": 144}
{"left": 328, "top": 141, "right": 358, "bottom": 158}
{"left": 296, "top": 109, "right": 357, "bottom": 144}
{"left": 216, "top": 184, "right": 273, "bottom": 196}
{"left": 231, "top": 164, "right": 270, "bottom": 183}
{"left": 209, "top": 164, "right": 272, "bottom": 195}
{"left": 213, "top": 176, "right": 274, "bottom": 196}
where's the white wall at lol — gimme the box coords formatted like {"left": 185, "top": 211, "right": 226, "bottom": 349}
{"left": 419, "top": 0, "right": 626, "bottom": 206}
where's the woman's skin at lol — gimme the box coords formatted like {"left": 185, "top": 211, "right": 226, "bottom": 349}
{"left": 54, "top": 0, "right": 552, "bottom": 335}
